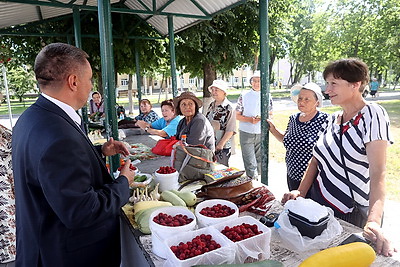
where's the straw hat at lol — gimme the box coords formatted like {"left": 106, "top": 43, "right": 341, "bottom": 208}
{"left": 208, "top": 80, "right": 229, "bottom": 93}
{"left": 173, "top": 91, "right": 203, "bottom": 109}
{"left": 291, "top": 82, "right": 323, "bottom": 107}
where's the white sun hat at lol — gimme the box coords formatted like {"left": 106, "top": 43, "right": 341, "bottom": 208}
{"left": 208, "top": 80, "right": 229, "bottom": 93}
{"left": 291, "top": 82, "right": 323, "bottom": 108}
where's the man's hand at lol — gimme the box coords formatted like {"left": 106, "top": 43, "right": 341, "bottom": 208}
{"left": 102, "top": 137, "right": 129, "bottom": 157}
{"left": 119, "top": 159, "right": 135, "bottom": 185}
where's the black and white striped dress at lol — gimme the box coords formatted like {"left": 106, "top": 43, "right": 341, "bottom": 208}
{"left": 313, "top": 103, "right": 392, "bottom": 214}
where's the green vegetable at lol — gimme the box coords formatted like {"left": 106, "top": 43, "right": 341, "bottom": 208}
{"left": 134, "top": 175, "right": 147, "bottom": 182}
{"left": 193, "top": 260, "right": 283, "bottom": 267}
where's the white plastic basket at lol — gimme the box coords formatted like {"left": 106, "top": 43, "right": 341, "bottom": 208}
{"left": 212, "top": 215, "right": 271, "bottom": 263}
{"left": 163, "top": 226, "right": 235, "bottom": 267}
{"left": 195, "top": 199, "right": 239, "bottom": 228}
{"left": 149, "top": 206, "right": 196, "bottom": 258}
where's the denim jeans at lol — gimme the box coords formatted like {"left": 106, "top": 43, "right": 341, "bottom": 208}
{"left": 239, "top": 130, "right": 261, "bottom": 178}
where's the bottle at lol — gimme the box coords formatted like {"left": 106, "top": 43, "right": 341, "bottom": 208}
{"left": 181, "top": 134, "right": 188, "bottom": 146}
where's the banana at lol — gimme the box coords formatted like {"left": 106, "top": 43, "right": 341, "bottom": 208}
{"left": 132, "top": 200, "right": 172, "bottom": 215}
{"left": 170, "top": 189, "right": 197, "bottom": 206}
{"left": 161, "top": 190, "right": 187, "bottom": 207}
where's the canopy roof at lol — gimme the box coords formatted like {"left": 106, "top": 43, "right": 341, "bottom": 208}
{"left": 0, "top": 0, "right": 245, "bottom": 35}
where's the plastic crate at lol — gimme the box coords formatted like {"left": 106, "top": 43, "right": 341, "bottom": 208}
{"left": 288, "top": 210, "right": 329, "bottom": 238}
{"left": 149, "top": 206, "right": 196, "bottom": 258}
{"left": 163, "top": 226, "right": 235, "bottom": 267}
{"left": 212, "top": 216, "right": 271, "bottom": 263}
{"left": 195, "top": 199, "right": 239, "bottom": 228}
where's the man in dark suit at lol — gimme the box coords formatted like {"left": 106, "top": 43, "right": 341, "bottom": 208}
{"left": 12, "top": 43, "right": 135, "bottom": 267}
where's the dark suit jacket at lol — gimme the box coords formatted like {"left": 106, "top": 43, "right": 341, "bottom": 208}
{"left": 12, "top": 95, "right": 130, "bottom": 267}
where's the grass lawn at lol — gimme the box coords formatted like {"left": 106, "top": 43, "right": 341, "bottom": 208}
{"left": 268, "top": 99, "right": 400, "bottom": 202}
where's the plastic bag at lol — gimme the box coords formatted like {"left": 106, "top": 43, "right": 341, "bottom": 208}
{"left": 275, "top": 207, "right": 342, "bottom": 252}
{"left": 151, "top": 136, "right": 179, "bottom": 156}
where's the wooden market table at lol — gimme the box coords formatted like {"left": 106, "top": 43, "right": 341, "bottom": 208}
{"left": 118, "top": 134, "right": 400, "bottom": 267}
{"left": 120, "top": 198, "right": 400, "bottom": 267}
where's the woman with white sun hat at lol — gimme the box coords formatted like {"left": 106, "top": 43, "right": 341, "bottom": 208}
{"left": 268, "top": 82, "right": 328, "bottom": 191}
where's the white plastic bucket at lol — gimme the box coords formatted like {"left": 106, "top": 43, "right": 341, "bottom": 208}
{"left": 149, "top": 206, "right": 196, "bottom": 258}
{"left": 153, "top": 170, "right": 179, "bottom": 192}
{"left": 195, "top": 199, "right": 239, "bottom": 228}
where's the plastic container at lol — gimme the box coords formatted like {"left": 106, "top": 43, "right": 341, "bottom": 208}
{"left": 212, "top": 216, "right": 272, "bottom": 263}
{"left": 195, "top": 199, "right": 239, "bottom": 228}
{"left": 288, "top": 210, "right": 329, "bottom": 238}
{"left": 163, "top": 226, "right": 235, "bottom": 267}
{"left": 153, "top": 170, "right": 179, "bottom": 192}
{"left": 129, "top": 173, "right": 153, "bottom": 188}
{"left": 149, "top": 206, "right": 196, "bottom": 258}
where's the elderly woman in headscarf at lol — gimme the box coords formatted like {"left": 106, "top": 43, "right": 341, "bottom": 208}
{"left": 206, "top": 80, "right": 236, "bottom": 166}
{"left": 174, "top": 92, "right": 215, "bottom": 151}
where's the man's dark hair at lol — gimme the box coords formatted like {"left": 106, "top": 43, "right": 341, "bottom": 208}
{"left": 34, "top": 43, "right": 89, "bottom": 87}
{"left": 323, "top": 58, "right": 369, "bottom": 92}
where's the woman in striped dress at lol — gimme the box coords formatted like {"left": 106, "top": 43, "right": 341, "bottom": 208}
{"left": 282, "top": 58, "right": 396, "bottom": 257}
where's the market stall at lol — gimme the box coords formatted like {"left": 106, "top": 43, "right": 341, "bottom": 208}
{"left": 118, "top": 134, "right": 399, "bottom": 266}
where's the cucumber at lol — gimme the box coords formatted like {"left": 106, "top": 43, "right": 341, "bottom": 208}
{"left": 193, "top": 259, "right": 283, "bottom": 267}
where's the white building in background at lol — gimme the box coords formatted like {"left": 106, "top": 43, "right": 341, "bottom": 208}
{"left": 116, "top": 59, "right": 320, "bottom": 96}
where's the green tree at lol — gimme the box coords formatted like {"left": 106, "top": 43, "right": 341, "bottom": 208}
{"left": 7, "top": 65, "right": 37, "bottom": 102}
{"left": 0, "top": 11, "right": 168, "bottom": 95}
{"left": 175, "top": 1, "right": 259, "bottom": 96}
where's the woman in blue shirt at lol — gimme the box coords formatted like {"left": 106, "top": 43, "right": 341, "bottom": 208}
{"left": 136, "top": 99, "right": 181, "bottom": 138}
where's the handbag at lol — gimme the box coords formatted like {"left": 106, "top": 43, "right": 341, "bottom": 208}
{"left": 339, "top": 115, "right": 369, "bottom": 228}
{"left": 151, "top": 136, "right": 179, "bottom": 156}
{"left": 172, "top": 142, "right": 216, "bottom": 182}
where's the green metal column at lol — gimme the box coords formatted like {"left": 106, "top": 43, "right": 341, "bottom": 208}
{"left": 168, "top": 15, "right": 178, "bottom": 97}
{"left": 135, "top": 40, "right": 142, "bottom": 102}
{"left": 98, "top": 0, "right": 119, "bottom": 172}
{"left": 73, "top": 7, "right": 89, "bottom": 134}
{"left": 259, "top": 0, "right": 270, "bottom": 185}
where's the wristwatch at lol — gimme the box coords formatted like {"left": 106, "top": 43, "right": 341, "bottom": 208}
{"left": 144, "top": 126, "right": 149, "bottom": 132}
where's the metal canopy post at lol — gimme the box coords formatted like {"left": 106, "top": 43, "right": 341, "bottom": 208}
{"left": 73, "top": 7, "right": 89, "bottom": 134}
{"left": 1, "top": 65, "right": 13, "bottom": 129}
{"left": 168, "top": 15, "right": 178, "bottom": 97}
{"left": 135, "top": 40, "right": 142, "bottom": 102}
{"left": 98, "top": 0, "right": 119, "bottom": 172}
{"left": 259, "top": 0, "right": 270, "bottom": 185}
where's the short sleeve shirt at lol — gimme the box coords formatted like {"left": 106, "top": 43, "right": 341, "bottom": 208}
{"left": 206, "top": 99, "right": 236, "bottom": 148}
{"left": 283, "top": 111, "right": 328, "bottom": 182}
{"left": 151, "top": 116, "right": 182, "bottom": 137}
{"left": 313, "top": 103, "right": 392, "bottom": 213}
{"left": 135, "top": 110, "right": 160, "bottom": 124}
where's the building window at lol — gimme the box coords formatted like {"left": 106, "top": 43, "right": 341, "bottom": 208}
{"left": 189, "top": 78, "right": 195, "bottom": 84}
{"left": 121, "top": 79, "right": 128, "bottom": 86}
{"left": 243, "top": 77, "right": 248, "bottom": 84}
{"left": 234, "top": 77, "right": 239, "bottom": 83}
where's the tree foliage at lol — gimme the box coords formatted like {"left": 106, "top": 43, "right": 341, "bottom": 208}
{"left": 6, "top": 65, "right": 37, "bottom": 102}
